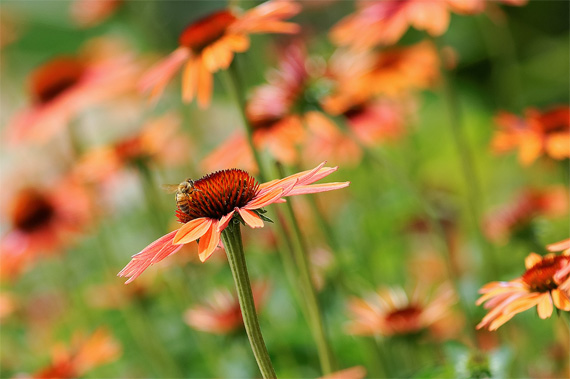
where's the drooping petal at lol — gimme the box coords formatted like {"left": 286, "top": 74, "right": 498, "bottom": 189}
{"left": 197, "top": 58, "right": 213, "bottom": 108}
{"left": 237, "top": 208, "right": 264, "bottom": 228}
{"left": 536, "top": 294, "right": 553, "bottom": 319}
{"left": 118, "top": 230, "right": 183, "bottom": 284}
{"left": 217, "top": 210, "right": 235, "bottom": 233}
{"left": 182, "top": 56, "right": 200, "bottom": 103}
{"left": 140, "top": 47, "right": 190, "bottom": 103}
{"left": 198, "top": 220, "right": 221, "bottom": 262}
{"left": 173, "top": 218, "right": 212, "bottom": 245}
{"left": 551, "top": 289, "right": 570, "bottom": 311}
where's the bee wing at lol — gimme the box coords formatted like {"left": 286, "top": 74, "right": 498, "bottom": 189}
{"left": 161, "top": 184, "right": 179, "bottom": 193}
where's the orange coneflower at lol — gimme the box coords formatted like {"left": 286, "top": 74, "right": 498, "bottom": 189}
{"left": 140, "top": 0, "right": 301, "bottom": 108}
{"left": 303, "top": 111, "right": 362, "bottom": 167}
{"left": 483, "top": 186, "right": 568, "bottom": 244}
{"left": 32, "top": 329, "right": 121, "bottom": 379}
{"left": 491, "top": 106, "right": 570, "bottom": 165}
{"left": 476, "top": 249, "right": 570, "bottom": 331}
{"left": 5, "top": 38, "right": 141, "bottom": 144}
{"left": 118, "top": 162, "right": 349, "bottom": 283}
{"left": 184, "top": 282, "right": 269, "bottom": 334}
{"left": 323, "top": 41, "right": 439, "bottom": 114}
{"left": 346, "top": 284, "right": 458, "bottom": 337}
{"left": 0, "top": 177, "right": 93, "bottom": 281}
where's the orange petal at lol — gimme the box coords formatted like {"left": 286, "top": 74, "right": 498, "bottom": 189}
{"left": 173, "top": 218, "right": 212, "bottom": 245}
{"left": 197, "top": 59, "right": 213, "bottom": 108}
{"left": 537, "top": 294, "right": 553, "bottom": 319}
{"left": 217, "top": 211, "right": 235, "bottom": 233}
{"left": 547, "top": 238, "right": 570, "bottom": 252}
{"left": 198, "top": 220, "right": 221, "bottom": 262}
{"left": 525, "top": 253, "right": 543, "bottom": 269}
{"left": 226, "top": 34, "right": 250, "bottom": 52}
{"left": 286, "top": 182, "right": 350, "bottom": 196}
{"left": 118, "top": 230, "right": 183, "bottom": 284}
{"left": 545, "top": 133, "right": 570, "bottom": 159}
{"left": 182, "top": 57, "right": 199, "bottom": 103}
{"left": 237, "top": 208, "right": 264, "bottom": 228}
{"left": 140, "top": 47, "right": 189, "bottom": 101}
{"left": 245, "top": 187, "right": 284, "bottom": 210}
{"left": 551, "top": 289, "right": 570, "bottom": 311}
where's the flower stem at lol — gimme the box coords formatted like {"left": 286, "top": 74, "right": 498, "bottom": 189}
{"left": 433, "top": 38, "right": 498, "bottom": 278}
{"left": 276, "top": 163, "right": 335, "bottom": 375}
{"left": 221, "top": 222, "right": 277, "bottom": 379}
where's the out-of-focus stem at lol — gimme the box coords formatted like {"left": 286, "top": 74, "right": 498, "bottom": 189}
{"left": 433, "top": 38, "right": 498, "bottom": 278}
{"left": 221, "top": 222, "right": 277, "bottom": 379}
{"left": 276, "top": 163, "right": 335, "bottom": 375}
{"left": 476, "top": 12, "right": 523, "bottom": 111}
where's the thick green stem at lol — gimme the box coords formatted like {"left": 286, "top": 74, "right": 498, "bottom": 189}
{"left": 221, "top": 223, "right": 276, "bottom": 379}
{"left": 277, "top": 164, "right": 335, "bottom": 375}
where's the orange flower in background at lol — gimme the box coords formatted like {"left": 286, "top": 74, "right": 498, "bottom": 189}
{"left": 74, "top": 113, "right": 191, "bottom": 183}
{"left": 32, "top": 329, "right": 121, "bottom": 379}
{"left": 483, "top": 186, "right": 569, "bottom": 244}
{"left": 139, "top": 0, "right": 301, "bottom": 108}
{"left": 323, "top": 41, "right": 439, "bottom": 114}
{"left": 303, "top": 111, "right": 362, "bottom": 167}
{"left": 118, "top": 162, "right": 349, "bottom": 283}
{"left": 330, "top": 0, "right": 482, "bottom": 50}
{"left": 0, "top": 177, "right": 93, "bottom": 281}
{"left": 491, "top": 106, "right": 570, "bottom": 165}
{"left": 346, "top": 284, "right": 457, "bottom": 337}
{"left": 476, "top": 249, "right": 570, "bottom": 331}
{"left": 4, "top": 38, "right": 141, "bottom": 144}
{"left": 184, "top": 282, "right": 269, "bottom": 334}
{"left": 202, "top": 132, "right": 258, "bottom": 174}
{"left": 70, "top": 0, "right": 123, "bottom": 28}
{"left": 341, "top": 98, "right": 414, "bottom": 146}
{"left": 203, "top": 43, "right": 311, "bottom": 171}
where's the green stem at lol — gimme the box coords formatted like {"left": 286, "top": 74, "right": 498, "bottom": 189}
{"left": 277, "top": 163, "right": 335, "bottom": 375}
{"left": 433, "top": 39, "right": 499, "bottom": 278}
{"left": 221, "top": 222, "right": 276, "bottom": 379}
{"left": 476, "top": 13, "right": 523, "bottom": 111}
{"left": 226, "top": 60, "right": 267, "bottom": 182}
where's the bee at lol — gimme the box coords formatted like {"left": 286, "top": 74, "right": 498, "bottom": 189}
{"left": 162, "top": 178, "right": 200, "bottom": 215}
